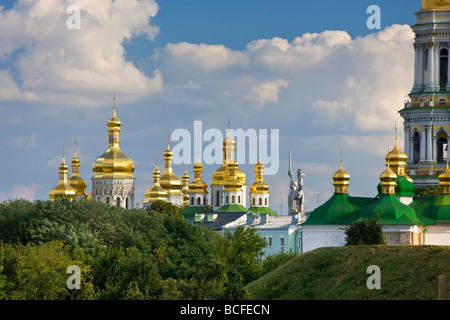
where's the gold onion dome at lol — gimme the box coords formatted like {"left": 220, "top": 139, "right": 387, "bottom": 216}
{"left": 68, "top": 139, "right": 87, "bottom": 197}
{"left": 250, "top": 158, "right": 269, "bottom": 194}
{"left": 159, "top": 141, "right": 183, "bottom": 195}
{"left": 422, "top": 0, "right": 450, "bottom": 10}
{"left": 379, "top": 161, "right": 398, "bottom": 195}
{"left": 188, "top": 157, "right": 208, "bottom": 194}
{"left": 212, "top": 124, "right": 246, "bottom": 185}
{"left": 224, "top": 160, "right": 243, "bottom": 191}
{"left": 182, "top": 167, "right": 190, "bottom": 205}
{"left": 332, "top": 152, "right": 350, "bottom": 194}
{"left": 439, "top": 160, "right": 450, "bottom": 194}
{"left": 49, "top": 150, "right": 76, "bottom": 200}
{"left": 385, "top": 125, "right": 413, "bottom": 182}
{"left": 143, "top": 157, "right": 168, "bottom": 203}
{"left": 92, "top": 94, "right": 135, "bottom": 179}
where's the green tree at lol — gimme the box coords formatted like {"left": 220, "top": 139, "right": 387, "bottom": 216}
{"left": 416, "top": 185, "right": 442, "bottom": 197}
{"left": 221, "top": 226, "right": 266, "bottom": 284}
{"left": 344, "top": 218, "right": 386, "bottom": 246}
{"left": 146, "top": 200, "right": 183, "bottom": 218}
{"left": 11, "top": 241, "right": 95, "bottom": 300}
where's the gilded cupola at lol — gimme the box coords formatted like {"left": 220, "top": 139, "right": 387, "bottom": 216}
{"left": 159, "top": 141, "right": 183, "bottom": 196}
{"left": 250, "top": 158, "right": 269, "bottom": 194}
{"left": 92, "top": 93, "right": 135, "bottom": 179}
{"left": 188, "top": 157, "right": 208, "bottom": 194}
{"left": 422, "top": 0, "right": 450, "bottom": 10}
{"left": 182, "top": 167, "right": 190, "bottom": 206}
{"left": 379, "top": 160, "right": 398, "bottom": 195}
{"left": 439, "top": 159, "right": 450, "bottom": 194}
{"left": 68, "top": 139, "right": 87, "bottom": 198}
{"left": 212, "top": 122, "right": 246, "bottom": 186}
{"left": 143, "top": 156, "right": 168, "bottom": 204}
{"left": 385, "top": 124, "right": 413, "bottom": 182}
{"left": 332, "top": 151, "right": 350, "bottom": 194}
{"left": 49, "top": 149, "right": 77, "bottom": 201}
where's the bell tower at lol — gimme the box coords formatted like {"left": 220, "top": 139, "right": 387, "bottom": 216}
{"left": 400, "top": 1, "right": 450, "bottom": 186}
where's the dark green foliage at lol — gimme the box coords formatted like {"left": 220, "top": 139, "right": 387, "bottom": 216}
{"left": 416, "top": 185, "right": 442, "bottom": 197}
{"left": 344, "top": 218, "right": 386, "bottom": 246}
{"left": 0, "top": 199, "right": 288, "bottom": 300}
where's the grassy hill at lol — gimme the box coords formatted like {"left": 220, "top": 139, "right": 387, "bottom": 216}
{"left": 246, "top": 245, "right": 450, "bottom": 300}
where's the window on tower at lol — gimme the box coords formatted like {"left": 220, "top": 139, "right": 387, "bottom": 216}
{"left": 441, "top": 48, "right": 449, "bottom": 90}
{"left": 413, "top": 132, "right": 421, "bottom": 164}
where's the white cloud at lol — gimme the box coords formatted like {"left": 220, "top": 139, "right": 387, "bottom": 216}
{"left": 156, "top": 24, "right": 414, "bottom": 136}
{"left": 0, "top": 183, "right": 43, "bottom": 201}
{"left": 248, "top": 79, "right": 289, "bottom": 108}
{"left": 0, "top": 0, "right": 161, "bottom": 106}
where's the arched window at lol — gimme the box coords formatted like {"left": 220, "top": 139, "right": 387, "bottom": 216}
{"left": 259, "top": 198, "right": 262, "bottom": 206}
{"left": 203, "top": 197, "right": 206, "bottom": 205}
{"left": 126, "top": 197, "right": 129, "bottom": 209}
{"left": 441, "top": 48, "right": 449, "bottom": 90}
{"left": 197, "top": 197, "right": 201, "bottom": 205}
{"left": 265, "top": 198, "right": 268, "bottom": 206}
{"left": 232, "top": 195, "right": 235, "bottom": 203}
{"left": 413, "top": 131, "right": 421, "bottom": 164}
{"left": 253, "top": 198, "right": 255, "bottom": 206}
{"left": 238, "top": 196, "right": 241, "bottom": 203}
{"left": 191, "top": 197, "right": 194, "bottom": 205}
{"left": 216, "top": 191, "right": 220, "bottom": 207}
{"left": 106, "top": 197, "right": 110, "bottom": 204}
{"left": 116, "top": 197, "right": 121, "bottom": 207}
{"left": 226, "top": 195, "right": 229, "bottom": 203}
{"left": 438, "top": 137, "right": 448, "bottom": 163}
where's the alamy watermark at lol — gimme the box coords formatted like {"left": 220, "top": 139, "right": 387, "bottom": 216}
{"left": 66, "top": 5, "right": 81, "bottom": 30}
{"left": 66, "top": 265, "right": 81, "bottom": 290}
{"left": 366, "top": 5, "right": 381, "bottom": 30}
{"left": 366, "top": 265, "right": 381, "bottom": 290}
{"left": 170, "top": 121, "right": 280, "bottom": 176}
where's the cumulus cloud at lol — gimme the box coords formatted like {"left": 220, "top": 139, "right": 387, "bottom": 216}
{"left": 0, "top": 183, "right": 43, "bottom": 201}
{"left": 0, "top": 0, "right": 162, "bottom": 106}
{"left": 156, "top": 24, "right": 414, "bottom": 134}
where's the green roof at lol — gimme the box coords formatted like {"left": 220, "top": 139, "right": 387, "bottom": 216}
{"left": 248, "top": 206, "right": 277, "bottom": 216}
{"left": 180, "top": 206, "right": 211, "bottom": 219}
{"left": 409, "top": 196, "right": 438, "bottom": 225}
{"left": 215, "top": 204, "right": 248, "bottom": 213}
{"left": 395, "top": 176, "right": 416, "bottom": 197}
{"left": 359, "top": 194, "right": 423, "bottom": 225}
{"left": 302, "top": 194, "right": 375, "bottom": 225}
{"left": 423, "top": 195, "right": 450, "bottom": 222}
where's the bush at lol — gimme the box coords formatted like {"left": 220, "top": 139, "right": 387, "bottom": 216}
{"left": 344, "top": 218, "right": 386, "bottom": 246}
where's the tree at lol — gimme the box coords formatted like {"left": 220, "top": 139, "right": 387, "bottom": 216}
{"left": 146, "top": 200, "right": 184, "bottom": 218}
{"left": 416, "top": 185, "right": 442, "bottom": 198}
{"left": 344, "top": 218, "right": 386, "bottom": 246}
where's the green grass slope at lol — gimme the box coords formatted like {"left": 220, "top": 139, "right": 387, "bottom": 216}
{"left": 246, "top": 246, "right": 450, "bottom": 300}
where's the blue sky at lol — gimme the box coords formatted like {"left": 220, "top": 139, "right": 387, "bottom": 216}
{"left": 0, "top": 0, "right": 423, "bottom": 213}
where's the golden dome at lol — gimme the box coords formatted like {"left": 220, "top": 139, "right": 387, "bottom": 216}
{"left": 386, "top": 127, "right": 413, "bottom": 182}
{"left": 224, "top": 161, "right": 243, "bottom": 191}
{"left": 69, "top": 140, "right": 87, "bottom": 198}
{"left": 332, "top": 152, "right": 350, "bottom": 194}
{"left": 422, "top": 0, "right": 450, "bottom": 10}
{"left": 159, "top": 142, "right": 183, "bottom": 196}
{"left": 439, "top": 161, "right": 450, "bottom": 194}
{"left": 182, "top": 167, "right": 190, "bottom": 205}
{"left": 250, "top": 159, "right": 269, "bottom": 194}
{"left": 92, "top": 96, "right": 135, "bottom": 180}
{"left": 188, "top": 157, "right": 208, "bottom": 194}
{"left": 212, "top": 125, "right": 246, "bottom": 186}
{"left": 379, "top": 161, "right": 398, "bottom": 195}
{"left": 49, "top": 152, "right": 76, "bottom": 201}
{"left": 143, "top": 161, "right": 168, "bottom": 203}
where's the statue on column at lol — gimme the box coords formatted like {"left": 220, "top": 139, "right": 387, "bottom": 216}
{"left": 288, "top": 149, "right": 305, "bottom": 216}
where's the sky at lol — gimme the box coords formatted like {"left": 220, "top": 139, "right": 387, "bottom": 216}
{"left": 0, "top": 0, "right": 423, "bottom": 214}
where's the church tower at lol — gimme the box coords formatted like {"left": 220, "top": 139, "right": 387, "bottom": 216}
{"left": 91, "top": 93, "right": 135, "bottom": 209}
{"left": 49, "top": 149, "right": 77, "bottom": 201}
{"left": 401, "top": 0, "right": 450, "bottom": 186}
{"left": 211, "top": 121, "right": 247, "bottom": 211}
{"left": 68, "top": 139, "right": 87, "bottom": 200}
